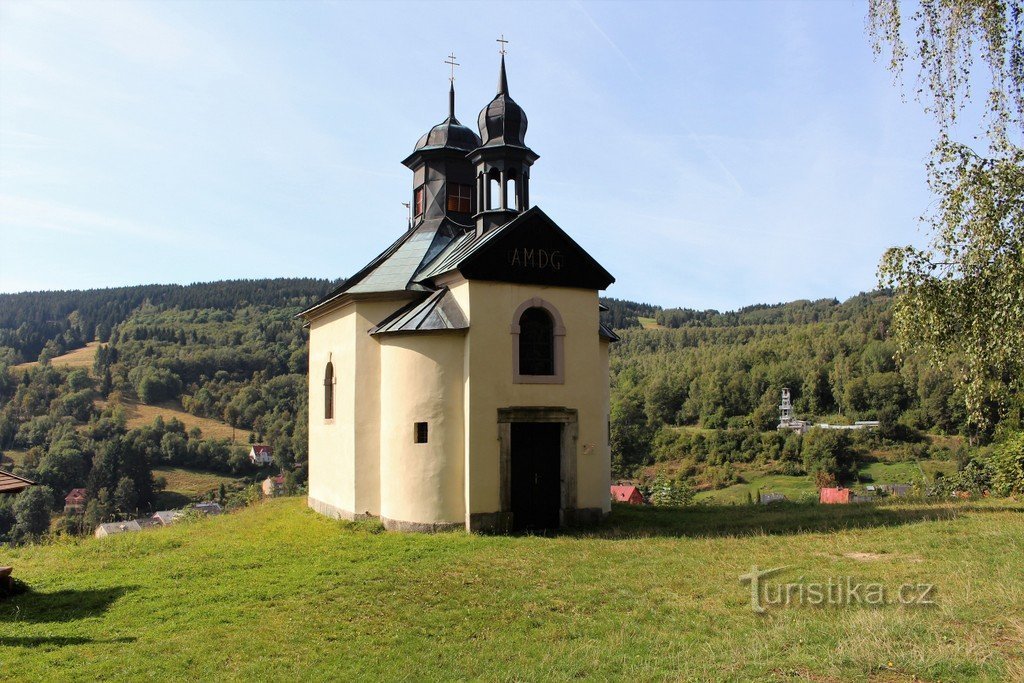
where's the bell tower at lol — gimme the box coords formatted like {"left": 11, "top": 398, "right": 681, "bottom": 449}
{"left": 470, "top": 50, "right": 539, "bottom": 234}
{"left": 401, "top": 55, "right": 481, "bottom": 229}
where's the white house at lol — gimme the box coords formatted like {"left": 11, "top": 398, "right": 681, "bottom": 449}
{"left": 95, "top": 521, "right": 142, "bottom": 538}
{"left": 249, "top": 445, "right": 273, "bottom": 466}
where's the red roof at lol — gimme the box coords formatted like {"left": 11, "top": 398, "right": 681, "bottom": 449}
{"left": 272, "top": 475, "right": 285, "bottom": 485}
{"left": 65, "top": 488, "right": 87, "bottom": 503}
{"left": 610, "top": 485, "right": 643, "bottom": 502}
{"left": 252, "top": 445, "right": 272, "bottom": 455}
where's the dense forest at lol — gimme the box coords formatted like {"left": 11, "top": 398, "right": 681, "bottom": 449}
{"left": 1, "top": 281, "right": 1021, "bottom": 541}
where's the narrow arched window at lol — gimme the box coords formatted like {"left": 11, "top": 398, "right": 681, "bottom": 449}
{"left": 488, "top": 169, "right": 501, "bottom": 210}
{"left": 518, "top": 307, "right": 554, "bottom": 375}
{"left": 324, "top": 362, "right": 334, "bottom": 420}
{"left": 507, "top": 169, "right": 519, "bottom": 211}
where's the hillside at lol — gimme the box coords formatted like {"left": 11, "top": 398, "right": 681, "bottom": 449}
{"left": 2, "top": 497, "right": 1023, "bottom": 679}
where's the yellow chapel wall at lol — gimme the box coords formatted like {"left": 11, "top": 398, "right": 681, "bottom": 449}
{"left": 453, "top": 279, "right": 612, "bottom": 524}
{"left": 307, "top": 298, "right": 402, "bottom": 519}
{"left": 378, "top": 332, "right": 466, "bottom": 529}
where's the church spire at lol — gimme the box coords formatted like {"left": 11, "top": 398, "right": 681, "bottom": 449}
{"left": 496, "top": 34, "right": 509, "bottom": 95}
{"left": 444, "top": 52, "right": 459, "bottom": 120}
{"left": 497, "top": 54, "right": 508, "bottom": 96}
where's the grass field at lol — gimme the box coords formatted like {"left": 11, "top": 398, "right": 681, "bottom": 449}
{"left": 695, "top": 473, "right": 818, "bottom": 504}
{"left": 637, "top": 316, "right": 666, "bottom": 330}
{"left": 12, "top": 342, "right": 100, "bottom": 372}
{"left": 695, "top": 459, "right": 958, "bottom": 505}
{"left": 2, "top": 497, "right": 1022, "bottom": 680}
{"left": 153, "top": 467, "right": 244, "bottom": 508}
{"left": 0, "top": 450, "right": 29, "bottom": 468}
{"left": 859, "top": 459, "right": 957, "bottom": 485}
{"left": 117, "top": 400, "right": 252, "bottom": 443}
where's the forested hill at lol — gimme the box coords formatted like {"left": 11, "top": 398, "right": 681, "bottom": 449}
{"left": 0, "top": 281, "right": 978, "bottom": 509}
{"left": 0, "top": 279, "right": 341, "bottom": 362}
{"left": 606, "top": 290, "right": 982, "bottom": 479}
{"left": 654, "top": 293, "right": 886, "bottom": 328}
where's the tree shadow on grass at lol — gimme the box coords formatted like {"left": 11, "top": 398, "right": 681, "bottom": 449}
{"left": 0, "top": 586, "right": 136, "bottom": 624}
{"left": 154, "top": 491, "right": 192, "bottom": 510}
{"left": 0, "top": 635, "right": 136, "bottom": 648}
{"left": 558, "top": 501, "right": 1017, "bottom": 540}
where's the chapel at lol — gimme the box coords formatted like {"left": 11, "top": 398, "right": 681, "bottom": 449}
{"left": 299, "top": 53, "right": 616, "bottom": 532}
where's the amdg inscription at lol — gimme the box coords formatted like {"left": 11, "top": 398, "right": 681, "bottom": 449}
{"left": 508, "top": 247, "right": 563, "bottom": 271}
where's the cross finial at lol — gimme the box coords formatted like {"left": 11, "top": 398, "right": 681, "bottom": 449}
{"left": 444, "top": 52, "right": 460, "bottom": 83}
{"left": 497, "top": 34, "right": 509, "bottom": 56}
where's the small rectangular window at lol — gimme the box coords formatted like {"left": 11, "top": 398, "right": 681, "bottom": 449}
{"left": 414, "top": 422, "right": 428, "bottom": 444}
{"left": 414, "top": 186, "right": 425, "bottom": 217}
{"left": 446, "top": 183, "right": 472, "bottom": 213}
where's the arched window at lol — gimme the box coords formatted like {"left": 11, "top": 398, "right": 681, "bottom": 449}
{"left": 488, "top": 168, "right": 501, "bottom": 210}
{"left": 507, "top": 169, "right": 519, "bottom": 211}
{"left": 324, "top": 362, "right": 334, "bottom": 420}
{"left": 511, "top": 298, "right": 565, "bottom": 384}
{"left": 519, "top": 308, "right": 554, "bottom": 375}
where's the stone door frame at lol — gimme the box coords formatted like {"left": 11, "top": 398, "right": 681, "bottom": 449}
{"left": 497, "top": 407, "right": 578, "bottom": 529}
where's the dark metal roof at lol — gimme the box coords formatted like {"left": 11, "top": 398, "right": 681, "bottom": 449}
{"left": 413, "top": 206, "right": 614, "bottom": 291}
{"left": 0, "top": 470, "right": 35, "bottom": 495}
{"left": 298, "top": 217, "right": 468, "bottom": 318}
{"left": 411, "top": 85, "right": 481, "bottom": 155}
{"left": 599, "top": 322, "right": 620, "bottom": 342}
{"left": 477, "top": 55, "right": 528, "bottom": 147}
{"left": 369, "top": 287, "right": 468, "bottom": 336}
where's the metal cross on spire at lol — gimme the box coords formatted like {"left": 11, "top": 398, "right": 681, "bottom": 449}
{"left": 444, "top": 52, "right": 460, "bottom": 83}
{"left": 496, "top": 34, "right": 509, "bottom": 55}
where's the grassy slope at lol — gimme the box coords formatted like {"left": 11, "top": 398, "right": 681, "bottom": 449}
{"left": 115, "top": 400, "right": 252, "bottom": 443}
{"left": 697, "top": 460, "right": 960, "bottom": 505}
{"left": 695, "top": 473, "right": 818, "bottom": 504}
{"left": 152, "top": 467, "right": 244, "bottom": 509}
{"left": 0, "top": 450, "right": 28, "bottom": 468}
{"left": 2, "top": 498, "right": 1023, "bottom": 680}
{"left": 12, "top": 342, "right": 100, "bottom": 371}
{"left": 637, "top": 316, "right": 666, "bottom": 330}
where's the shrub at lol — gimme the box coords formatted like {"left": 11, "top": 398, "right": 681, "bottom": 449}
{"left": 988, "top": 432, "right": 1024, "bottom": 497}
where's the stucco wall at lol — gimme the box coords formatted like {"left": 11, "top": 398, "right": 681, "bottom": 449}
{"left": 379, "top": 333, "right": 466, "bottom": 527}
{"left": 307, "top": 298, "right": 403, "bottom": 519}
{"left": 307, "top": 305, "right": 356, "bottom": 517}
{"left": 456, "top": 280, "right": 611, "bottom": 522}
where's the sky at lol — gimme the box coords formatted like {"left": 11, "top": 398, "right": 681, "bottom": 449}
{"left": 0, "top": 0, "right": 943, "bottom": 310}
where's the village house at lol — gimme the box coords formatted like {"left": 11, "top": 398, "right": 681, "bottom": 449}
{"left": 262, "top": 475, "right": 285, "bottom": 498}
{"left": 193, "top": 501, "right": 223, "bottom": 515}
{"left": 300, "top": 55, "right": 616, "bottom": 533}
{"left": 95, "top": 520, "right": 142, "bottom": 538}
{"left": 759, "top": 492, "right": 786, "bottom": 505}
{"left": 152, "top": 510, "right": 180, "bottom": 526}
{"left": 610, "top": 485, "right": 645, "bottom": 505}
{"left": 64, "top": 488, "right": 87, "bottom": 514}
{"left": 249, "top": 444, "right": 273, "bottom": 466}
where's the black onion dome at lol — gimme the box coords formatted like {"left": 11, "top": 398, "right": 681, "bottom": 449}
{"left": 477, "top": 55, "right": 528, "bottom": 147}
{"left": 413, "top": 84, "right": 481, "bottom": 153}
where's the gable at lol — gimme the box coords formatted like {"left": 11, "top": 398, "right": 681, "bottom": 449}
{"left": 455, "top": 208, "right": 614, "bottom": 290}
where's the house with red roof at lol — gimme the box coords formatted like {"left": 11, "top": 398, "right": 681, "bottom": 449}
{"left": 64, "top": 488, "right": 87, "bottom": 514}
{"left": 262, "top": 474, "right": 286, "bottom": 497}
{"left": 610, "top": 484, "right": 645, "bottom": 505}
{"left": 249, "top": 444, "right": 273, "bottom": 466}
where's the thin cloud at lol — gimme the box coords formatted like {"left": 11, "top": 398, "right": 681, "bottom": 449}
{"left": 572, "top": 1, "right": 641, "bottom": 80}
{"left": 0, "top": 195, "right": 182, "bottom": 244}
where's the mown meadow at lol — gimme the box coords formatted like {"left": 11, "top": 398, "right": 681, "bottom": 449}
{"left": 2, "top": 497, "right": 1022, "bottom": 681}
